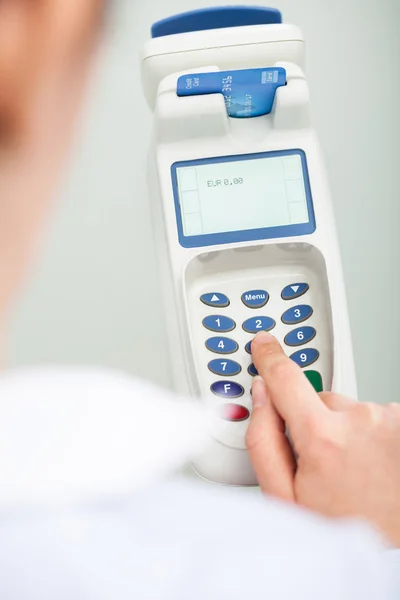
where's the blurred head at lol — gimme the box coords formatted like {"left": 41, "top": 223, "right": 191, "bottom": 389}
{"left": 0, "top": 0, "right": 104, "bottom": 318}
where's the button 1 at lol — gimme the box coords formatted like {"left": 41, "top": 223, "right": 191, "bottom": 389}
{"left": 206, "top": 337, "right": 238, "bottom": 355}
{"left": 200, "top": 293, "right": 230, "bottom": 308}
{"left": 211, "top": 381, "right": 244, "bottom": 399}
{"left": 219, "top": 403, "right": 250, "bottom": 422}
{"left": 248, "top": 363, "right": 258, "bottom": 377}
{"left": 290, "top": 348, "right": 319, "bottom": 368}
{"left": 282, "top": 304, "right": 313, "bottom": 325}
{"left": 208, "top": 359, "right": 241, "bottom": 377}
{"left": 305, "top": 370, "right": 323, "bottom": 392}
{"left": 281, "top": 283, "right": 309, "bottom": 301}
{"left": 241, "top": 289, "right": 269, "bottom": 309}
{"left": 243, "top": 316, "right": 276, "bottom": 334}
{"left": 245, "top": 341, "right": 252, "bottom": 354}
{"left": 203, "top": 315, "right": 236, "bottom": 333}
{"left": 284, "top": 326, "right": 316, "bottom": 347}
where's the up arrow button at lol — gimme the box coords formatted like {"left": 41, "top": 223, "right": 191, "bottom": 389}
{"left": 200, "top": 293, "right": 230, "bottom": 308}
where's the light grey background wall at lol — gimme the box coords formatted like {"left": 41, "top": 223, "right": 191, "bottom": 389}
{"left": 8, "top": 0, "right": 400, "bottom": 403}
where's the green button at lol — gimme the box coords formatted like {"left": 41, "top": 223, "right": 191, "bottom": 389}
{"left": 305, "top": 370, "right": 323, "bottom": 393}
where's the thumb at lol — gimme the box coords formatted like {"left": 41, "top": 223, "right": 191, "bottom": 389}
{"left": 246, "top": 376, "right": 296, "bottom": 501}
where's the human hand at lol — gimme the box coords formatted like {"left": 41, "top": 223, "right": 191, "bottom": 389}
{"left": 246, "top": 331, "right": 400, "bottom": 547}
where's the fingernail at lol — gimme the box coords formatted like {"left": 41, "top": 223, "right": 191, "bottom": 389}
{"left": 251, "top": 376, "right": 267, "bottom": 407}
{"left": 252, "top": 331, "right": 275, "bottom": 345}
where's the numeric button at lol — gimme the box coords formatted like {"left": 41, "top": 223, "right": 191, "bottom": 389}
{"left": 284, "top": 326, "right": 316, "bottom": 347}
{"left": 243, "top": 316, "right": 275, "bottom": 334}
{"left": 203, "top": 315, "right": 236, "bottom": 333}
{"left": 281, "top": 283, "right": 309, "bottom": 300}
{"left": 241, "top": 289, "right": 269, "bottom": 309}
{"left": 208, "top": 359, "right": 241, "bottom": 377}
{"left": 200, "top": 293, "right": 230, "bottom": 308}
{"left": 282, "top": 305, "right": 313, "bottom": 325}
{"left": 248, "top": 364, "right": 258, "bottom": 376}
{"left": 290, "top": 348, "right": 319, "bottom": 368}
{"left": 206, "top": 337, "right": 238, "bottom": 355}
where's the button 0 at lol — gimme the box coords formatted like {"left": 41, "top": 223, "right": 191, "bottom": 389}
{"left": 200, "top": 293, "right": 230, "bottom": 308}
{"left": 284, "top": 326, "right": 316, "bottom": 347}
{"left": 203, "top": 315, "right": 236, "bottom": 333}
{"left": 281, "top": 283, "right": 309, "bottom": 301}
{"left": 282, "top": 305, "right": 313, "bottom": 325}
{"left": 243, "top": 316, "right": 275, "bottom": 334}
{"left": 208, "top": 359, "right": 241, "bottom": 377}
{"left": 290, "top": 348, "right": 319, "bottom": 368}
{"left": 206, "top": 337, "right": 238, "bottom": 355}
{"left": 211, "top": 381, "right": 244, "bottom": 399}
{"left": 219, "top": 403, "right": 250, "bottom": 423}
{"left": 241, "top": 290, "right": 269, "bottom": 309}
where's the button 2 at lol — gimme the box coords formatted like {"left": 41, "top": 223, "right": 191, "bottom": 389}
{"left": 290, "top": 348, "right": 319, "bottom": 368}
{"left": 203, "top": 315, "right": 236, "bottom": 333}
{"left": 200, "top": 293, "right": 230, "bottom": 308}
{"left": 206, "top": 337, "right": 238, "bottom": 355}
{"left": 241, "top": 289, "right": 269, "bottom": 309}
{"left": 243, "top": 316, "right": 276, "bottom": 334}
{"left": 282, "top": 305, "right": 313, "bottom": 325}
{"left": 208, "top": 359, "right": 241, "bottom": 377}
{"left": 284, "top": 326, "right": 316, "bottom": 347}
{"left": 211, "top": 381, "right": 244, "bottom": 399}
{"left": 281, "top": 283, "right": 309, "bottom": 301}
{"left": 219, "top": 403, "right": 250, "bottom": 422}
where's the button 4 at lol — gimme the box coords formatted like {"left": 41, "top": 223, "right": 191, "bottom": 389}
{"left": 203, "top": 315, "right": 236, "bottom": 333}
{"left": 200, "top": 293, "right": 230, "bottom": 308}
{"left": 241, "top": 289, "right": 269, "bottom": 309}
{"left": 206, "top": 337, "right": 238, "bottom": 354}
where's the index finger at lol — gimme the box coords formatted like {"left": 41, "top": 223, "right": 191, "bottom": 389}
{"left": 251, "top": 331, "right": 329, "bottom": 439}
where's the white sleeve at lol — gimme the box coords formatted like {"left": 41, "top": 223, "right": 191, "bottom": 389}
{"left": 0, "top": 367, "right": 398, "bottom": 599}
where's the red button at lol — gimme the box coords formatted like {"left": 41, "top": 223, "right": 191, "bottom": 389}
{"left": 219, "top": 403, "right": 250, "bottom": 422}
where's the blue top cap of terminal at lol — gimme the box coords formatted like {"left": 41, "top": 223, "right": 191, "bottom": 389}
{"left": 151, "top": 6, "right": 282, "bottom": 38}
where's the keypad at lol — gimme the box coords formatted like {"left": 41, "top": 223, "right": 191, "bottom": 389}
{"left": 282, "top": 304, "right": 313, "bottom": 325}
{"left": 203, "top": 315, "right": 236, "bottom": 333}
{"left": 201, "top": 293, "right": 230, "bottom": 308}
{"left": 206, "top": 337, "right": 238, "bottom": 354}
{"left": 200, "top": 281, "right": 322, "bottom": 418}
{"left": 241, "top": 289, "right": 269, "bottom": 309}
{"left": 290, "top": 348, "right": 319, "bottom": 368}
{"left": 211, "top": 381, "right": 244, "bottom": 399}
{"left": 284, "top": 326, "right": 316, "bottom": 347}
{"left": 281, "top": 283, "right": 309, "bottom": 301}
{"left": 208, "top": 359, "right": 241, "bottom": 377}
{"left": 243, "top": 316, "right": 275, "bottom": 334}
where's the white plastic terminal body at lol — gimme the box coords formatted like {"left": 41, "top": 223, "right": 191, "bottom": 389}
{"left": 143, "top": 25, "right": 357, "bottom": 486}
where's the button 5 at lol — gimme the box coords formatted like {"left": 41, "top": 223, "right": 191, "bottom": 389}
{"left": 241, "top": 289, "right": 269, "bottom": 309}
{"left": 290, "top": 348, "right": 319, "bottom": 368}
{"left": 211, "top": 381, "right": 244, "bottom": 399}
{"left": 281, "top": 283, "right": 309, "bottom": 300}
{"left": 203, "top": 315, "right": 236, "bottom": 333}
{"left": 243, "top": 316, "right": 276, "bottom": 334}
{"left": 284, "top": 326, "right": 316, "bottom": 347}
{"left": 200, "top": 293, "right": 230, "bottom": 308}
{"left": 206, "top": 337, "right": 238, "bottom": 355}
{"left": 282, "top": 304, "right": 313, "bottom": 325}
{"left": 208, "top": 359, "right": 241, "bottom": 377}
{"left": 248, "top": 364, "right": 258, "bottom": 376}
